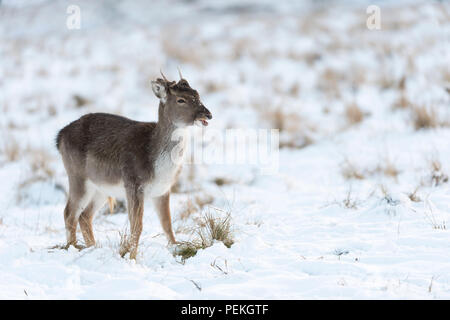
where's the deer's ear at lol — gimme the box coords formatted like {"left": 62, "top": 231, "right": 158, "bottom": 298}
{"left": 151, "top": 80, "right": 167, "bottom": 102}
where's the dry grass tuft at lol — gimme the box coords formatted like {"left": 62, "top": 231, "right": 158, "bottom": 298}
{"left": 393, "top": 92, "right": 411, "bottom": 110}
{"left": 375, "top": 159, "right": 400, "bottom": 180}
{"left": 342, "top": 189, "right": 358, "bottom": 209}
{"left": 261, "top": 108, "right": 314, "bottom": 149}
{"left": 441, "top": 68, "right": 450, "bottom": 85}
{"left": 195, "top": 194, "right": 214, "bottom": 209}
{"left": 326, "top": 187, "right": 361, "bottom": 210}
{"left": 2, "top": 134, "right": 21, "bottom": 162}
{"left": 213, "top": 177, "right": 233, "bottom": 186}
{"left": 317, "top": 68, "right": 344, "bottom": 97}
{"left": 178, "top": 198, "right": 197, "bottom": 221}
{"left": 412, "top": 106, "right": 439, "bottom": 130}
{"left": 72, "top": 94, "right": 90, "bottom": 108}
{"left": 379, "top": 186, "right": 400, "bottom": 216}
{"left": 198, "top": 210, "right": 234, "bottom": 248}
{"left": 231, "top": 36, "right": 255, "bottom": 61}
{"left": 266, "top": 109, "right": 300, "bottom": 133}
{"left": 204, "top": 81, "right": 226, "bottom": 94}
{"left": 424, "top": 203, "right": 447, "bottom": 230}
{"left": 408, "top": 186, "right": 421, "bottom": 202}
{"left": 378, "top": 72, "right": 404, "bottom": 90}
{"left": 178, "top": 193, "right": 214, "bottom": 221}
{"left": 174, "top": 209, "right": 234, "bottom": 262}
{"left": 288, "top": 82, "right": 301, "bottom": 97}
{"left": 27, "top": 148, "right": 55, "bottom": 178}
{"left": 341, "top": 158, "right": 401, "bottom": 181}
{"left": 341, "top": 160, "right": 365, "bottom": 180}
{"left": 345, "top": 102, "right": 364, "bottom": 125}
{"left": 279, "top": 135, "right": 313, "bottom": 149}
{"left": 430, "top": 159, "right": 448, "bottom": 187}
{"left": 118, "top": 230, "right": 132, "bottom": 258}
{"left": 161, "top": 33, "right": 208, "bottom": 67}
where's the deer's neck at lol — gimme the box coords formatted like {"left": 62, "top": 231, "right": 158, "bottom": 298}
{"left": 153, "top": 114, "right": 187, "bottom": 165}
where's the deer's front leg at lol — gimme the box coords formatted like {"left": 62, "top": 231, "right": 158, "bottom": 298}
{"left": 153, "top": 192, "right": 176, "bottom": 244}
{"left": 121, "top": 185, "right": 144, "bottom": 259}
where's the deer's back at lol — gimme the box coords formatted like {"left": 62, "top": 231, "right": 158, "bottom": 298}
{"left": 57, "top": 113, "right": 156, "bottom": 185}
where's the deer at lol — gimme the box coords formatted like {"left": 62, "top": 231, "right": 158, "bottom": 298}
{"left": 55, "top": 71, "right": 212, "bottom": 259}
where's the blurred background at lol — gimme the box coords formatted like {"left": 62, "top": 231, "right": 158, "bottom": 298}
{"left": 1, "top": 0, "right": 450, "bottom": 299}
{"left": 0, "top": 0, "right": 449, "bottom": 211}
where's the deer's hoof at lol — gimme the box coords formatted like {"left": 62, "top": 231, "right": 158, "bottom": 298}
{"left": 48, "top": 242, "right": 86, "bottom": 251}
{"left": 167, "top": 242, "right": 186, "bottom": 255}
{"left": 65, "top": 243, "right": 86, "bottom": 251}
{"left": 129, "top": 250, "right": 138, "bottom": 260}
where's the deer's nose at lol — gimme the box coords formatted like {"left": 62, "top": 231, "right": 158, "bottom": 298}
{"left": 201, "top": 105, "right": 212, "bottom": 119}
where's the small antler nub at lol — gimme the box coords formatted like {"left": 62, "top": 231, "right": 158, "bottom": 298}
{"left": 177, "top": 66, "right": 183, "bottom": 80}
{"left": 160, "top": 68, "right": 169, "bottom": 82}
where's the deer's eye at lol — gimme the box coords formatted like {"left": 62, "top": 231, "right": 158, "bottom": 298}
{"left": 177, "top": 98, "right": 186, "bottom": 104}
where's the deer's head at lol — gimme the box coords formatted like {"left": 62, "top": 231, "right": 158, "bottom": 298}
{"left": 151, "top": 72, "right": 212, "bottom": 127}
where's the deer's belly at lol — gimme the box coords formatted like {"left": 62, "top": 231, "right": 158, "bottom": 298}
{"left": 87, "top": 172, "right": 177, "bottom": 199}
{"left": 90, "top": 180, "right": 126, "bottom": 198}
{"left": 87, "top": 153, "right": 181, "bottom": 199}
{"left": 91, "top": 178, "right": 174, "bottom": 199}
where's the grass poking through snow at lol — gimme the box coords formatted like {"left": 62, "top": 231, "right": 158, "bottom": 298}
{"left": 412, "top": 106, "right": 438, "bottom": 130}
{"left": 175, "top": 208, "right": 234, "bottom": 262}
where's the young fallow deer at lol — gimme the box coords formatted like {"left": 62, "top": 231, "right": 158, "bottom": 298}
{"left": 56, "top": 72, "right": 212, "bottom": 259}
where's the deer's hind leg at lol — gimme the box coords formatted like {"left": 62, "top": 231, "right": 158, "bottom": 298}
{"left": 64, "top": 177, "right": 95, "bottom": 248}
{"left": 79, "top": 191, "right": 107, "bottom": 248}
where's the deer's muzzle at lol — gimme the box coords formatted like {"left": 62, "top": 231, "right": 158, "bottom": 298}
{"left": 196, "top": 105, "right": 212, "bottom": 126}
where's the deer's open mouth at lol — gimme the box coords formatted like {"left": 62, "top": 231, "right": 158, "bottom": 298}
{"left": 195, "top": 117, "right": 209, "bottom": 126}
{"left": 195, "top": 108, "right": 212, "bottom": 127}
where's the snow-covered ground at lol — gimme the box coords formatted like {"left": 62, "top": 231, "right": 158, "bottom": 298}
{"left": 0, "top": 0, "right": 449, "bottom": 299}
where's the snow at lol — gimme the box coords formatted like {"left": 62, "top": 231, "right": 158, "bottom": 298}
{"left": 0, "top": 0, "right": 449, "bottom": 299}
